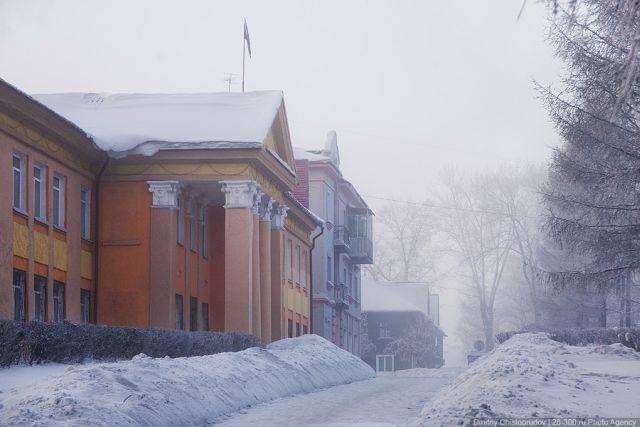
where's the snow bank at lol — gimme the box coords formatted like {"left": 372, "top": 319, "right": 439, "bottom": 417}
{"left": 32, "top": 91, "right": 283, "bottom": 157}
{"left": 0, "top": 334, "right": 374, "bottom": 426}
{"left": 411, "top": 333, "right": 640, "bottom": 426}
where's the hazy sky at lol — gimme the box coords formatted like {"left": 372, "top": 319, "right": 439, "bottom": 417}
{"left": 0, "top": 0, "right": 561, "bottom": 202}
{"left": 1, "top": 0, "right": 562, "bottom": 365}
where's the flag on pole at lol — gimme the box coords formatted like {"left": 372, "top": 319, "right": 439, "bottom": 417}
{"left": 244, "top": 19, "right": 252, "bottom": 58}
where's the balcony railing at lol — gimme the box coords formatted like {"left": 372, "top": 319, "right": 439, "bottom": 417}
{"left": 335, "top": 283, "right": 349, "bottom": 309}
{"left": 350, "top": 236, "right": 373, "bottom": 264}
{"left": 333, "top": 226, "right": 351, "bottom": 254}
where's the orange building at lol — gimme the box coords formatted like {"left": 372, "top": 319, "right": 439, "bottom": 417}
{"left": 0, "top": 79, "right": 321, "bottom": 343}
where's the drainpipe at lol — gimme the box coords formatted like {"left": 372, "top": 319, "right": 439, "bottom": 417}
{"left": 93, "top": 157, "right": 110, "bottom": 324}
{"left": 309, "top": 224, "right": 324, "bottom": 334}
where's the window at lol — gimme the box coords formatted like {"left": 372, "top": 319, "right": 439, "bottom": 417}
{"left": 190, "top": 297, "right": 198, "bottom": 331}
{"left": 177, "top": 196, "right": 184, "bottom": 245}
{"left": 34, "top": 164, "right": 46, "bottom": 221}
{"left": 201, "top": 206, "right": 208, "bottom": 258}
{"left": 34, "top": 275, "right": 47, "bottom": 322}
{"left": 327, "top": 255, "right": 332, "bottom": 285}
{"left": 287, "top": 319, "right": 293, "bottom": 338}
{"left": 285, "top": 239, "right": 292, "bottom": 282}
{"left": 13, "top": 269, "right": 26, "bottom": 322}
{"left": 53, "top": 281, "right": 65, "bottom": 323}
{"left": 294, "top": 243, "right": 300, "bottom": 285}
{"left": 202, "top": 302, "right": 209, "bottom": 331}
{"left": 302, "top": 251, "right": 308, "bottom": 289}
{"left": 53, "top": 173, "right": 65, "bottom": 228}
{"left": 80, "top": 188, "right": 91, "bottom": 240}
{"left": 175, "top": 294, "right": 184, "bottom": 330}
{"left": 80, "top": 289, "right": 91, "bottom": 323}
{"left": 189, "top": 200, "right": 197, "bottom": 251}
{"left": 303, "top": 325, "right": 308, "bottom": 335}
{"left": 296, "top": 322, "right": 301, "bottom": 337}
{"left": 13, "top": 154, "right": 25, "bottom": 211}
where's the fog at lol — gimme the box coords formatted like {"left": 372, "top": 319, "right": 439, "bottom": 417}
{"left": 0, "top": 0, "right": 565, "bottom": 366}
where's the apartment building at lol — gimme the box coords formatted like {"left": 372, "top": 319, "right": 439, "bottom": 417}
{"left": 293, "top": 131, "right": 373, "bottom": 355}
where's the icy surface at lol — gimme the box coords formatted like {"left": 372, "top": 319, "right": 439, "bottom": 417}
{"left": 0, "top": 334, "right": 374, "bottom": 426}
{"left": 214, "top": 367, "right": 462, "bottom": 427}
{"left": 411, "top": 333, "right": 640, "bottom": 425}
{"left": 32, "top": 91, "right": 283, "bottom": 157}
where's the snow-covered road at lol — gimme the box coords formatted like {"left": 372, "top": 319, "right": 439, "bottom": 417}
{"left": 212, "top": 368, "right": 463, "bottom": 427}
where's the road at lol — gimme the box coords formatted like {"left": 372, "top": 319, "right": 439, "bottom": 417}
{"left": 212, "top": 367, "right": 462, "bottom": 427}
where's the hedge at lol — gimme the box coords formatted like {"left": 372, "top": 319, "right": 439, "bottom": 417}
{"left": 496, "top": 327, "right": 640, "bottom": 352}
{"left": 0, "top": 320, "right": 261, "bottom": 367}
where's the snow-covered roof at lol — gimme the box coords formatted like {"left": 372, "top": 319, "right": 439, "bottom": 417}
{"left": 32, "top": 91, "right": 283, "bottom": 158}
{"left": 293, "top": 146, "right": 329, "bottom": 162}
{"left": 362, "top": 278, "right": 431, "bottom": 316}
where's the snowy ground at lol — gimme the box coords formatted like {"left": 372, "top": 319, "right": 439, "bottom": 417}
{"left": 213, "top": 367, "right": 462, "bottom": 427}
{"left": 412, "top": 333, "right": 640, "bottom": 426}
{"left": 0, "top": 335, "right": 373, "bottom": 426}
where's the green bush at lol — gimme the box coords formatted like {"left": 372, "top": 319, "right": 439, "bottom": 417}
{"left": 0, "top": 320, "right": 261, "bottom": 367}
{"left": 496, "top": 328, "right": 640, "bottom": 352}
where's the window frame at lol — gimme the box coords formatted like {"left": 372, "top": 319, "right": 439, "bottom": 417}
{"left": 285, "top": 239, "right": 292, "bottom": 283}
{"left": 13, "top": 269, "right": 26, "bottom": 322}
{"left": 175, "top": 294, "right": 184, "bottom": 330}
{"left": 80, "top": 187, "right": 91, "bottom": 240}
{"left": 34, "top": 275, "right": 47, "bottom": 322}
{"left": 12, "top": 153, "right": 26, "bottom": 213}
{"left": 201, "top": 206, "right": 208, "bottom": 258}
{"left": 202, "top": 302, "right": 210, "bottom": 331}
{"left": 53, "top": 281, "right": 65, "bottom": 323}
{"left": 80, "top": 289, "right": 91, "bottom": 323}
{"left": 177, "top": 196, "right": 185, "bottom": 245}
{"left": 33, "top": 163, "right": 47, "bottom": 222}
{"left": 294, "top": 243, "right": 300, "bottom": 286}
{"left": 189, "top": 296, "right": 198, "bottom": 331}
{"left": 188, "top": 199, "right": 197, "bottom": 252}
{"left": 53, "top": 173, "right": 66, "bottom": 229}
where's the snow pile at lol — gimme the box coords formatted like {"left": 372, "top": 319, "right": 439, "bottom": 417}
{"left": 32, "top": 91, "right": 283, "bottom": 157}
{"left": 0, "top": 334, "right": 374, "bottom": 426}
{"left": 411, "top": 333, "right": 640, "bottom": 426}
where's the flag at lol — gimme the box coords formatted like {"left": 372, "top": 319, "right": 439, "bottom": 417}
{"left": 244, "top": 19, "right": 252, "bottom": 58}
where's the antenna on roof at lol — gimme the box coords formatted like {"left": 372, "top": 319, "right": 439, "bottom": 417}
{"left": 223, "top": 73, "right": 237, "bottom": 92}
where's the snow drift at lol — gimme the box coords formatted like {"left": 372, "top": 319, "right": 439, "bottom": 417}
{"left": 0, "top": 334, "right": 374, "bottom": 426}
{"left": 412, "top": 333, "right": 640, "bottom": 426}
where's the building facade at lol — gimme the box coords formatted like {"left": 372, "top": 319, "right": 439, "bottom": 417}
{"left": 361, "top": 278, "right": 445, "bottom": 371}
{"left": 0, "top": 79, "right": 321, "bottom": 343}
{"left": 293, "top": 131, "right": 373, "bottom": 356}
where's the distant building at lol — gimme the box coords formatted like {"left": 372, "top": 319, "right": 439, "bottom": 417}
{"left": 293, "top": 132, "right": 373, "bottom": 356}
{"left": 0, "top": 79, "right": 322, "bottom": 343}
{"left": 361, "top": 278, "right": 444, "bottom": 371}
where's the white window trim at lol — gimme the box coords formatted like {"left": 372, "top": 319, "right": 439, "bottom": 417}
{"left": 12, "top": 153, "right": 26, "bottom": 212}
{"left": 81, "top": 187, "right": 91, "bottom": 240}
{"left": 53, "top": 173, "right": 66, "bottom": 229}
{"left": 33, "top": 163, "right": 46, "bottom": 222}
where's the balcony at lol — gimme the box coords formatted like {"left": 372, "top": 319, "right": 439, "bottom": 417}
{"left": 335, "top": 283, "right": 349, "bottom": 310}
{"left": 347, "top": 208, "right": 374, "bottom": 264}
{"left": 333, "top": 225, "right": 351, "bottom": 254}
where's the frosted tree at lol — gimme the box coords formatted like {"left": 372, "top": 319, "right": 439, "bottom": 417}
{"left": 437, "top": 168, "right": 514, "bottom": 351}
{"left": 366, "top": 201, "right": 435, "bottom": 283}
{"left": 541, "top": 0, "right": 640, "bottom": 310}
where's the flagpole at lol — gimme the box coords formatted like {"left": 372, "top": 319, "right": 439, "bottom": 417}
{"left": 242, "top": 21, "right": 246, "bottom": 93}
